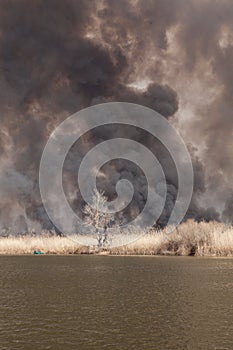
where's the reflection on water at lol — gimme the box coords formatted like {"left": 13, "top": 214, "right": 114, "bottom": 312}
{"left": 0, "top": 256, "right": 233, "bottom": 350}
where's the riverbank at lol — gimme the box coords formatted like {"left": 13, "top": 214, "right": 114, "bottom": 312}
{"left": 0, "top": 220, "right": 232, "bottom": 256}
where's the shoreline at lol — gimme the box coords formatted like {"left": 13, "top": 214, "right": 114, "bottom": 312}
{"left": 1, "top": 253, "right": 233, "bottom": 258}
{"left": 0, "top": 220, "right": 233, "bottom": 257}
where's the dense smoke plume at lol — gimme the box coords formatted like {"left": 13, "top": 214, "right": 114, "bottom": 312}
{"left": 0, "top": 0, "right": 232, "bottom": 233}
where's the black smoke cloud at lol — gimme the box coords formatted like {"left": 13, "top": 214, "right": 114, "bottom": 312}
{"left": 0, "top": 0, "right": 232, "bottom": 233}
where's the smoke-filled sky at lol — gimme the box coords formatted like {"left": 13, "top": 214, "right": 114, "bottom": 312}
{"left": 0, "top": 0, "right": 232, "bottom": 233}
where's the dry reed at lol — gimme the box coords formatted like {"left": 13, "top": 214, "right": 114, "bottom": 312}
{"left": 0, "top": 220, "right": 232, "bottom": 256}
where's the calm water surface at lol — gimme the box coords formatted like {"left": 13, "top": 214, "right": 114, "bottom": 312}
{"left": 0, "top": 256, "right": 232, "bottom": 350}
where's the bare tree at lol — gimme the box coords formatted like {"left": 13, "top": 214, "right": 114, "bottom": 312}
{"left": 83, "top": 189, "right": 115, "bottom": 247}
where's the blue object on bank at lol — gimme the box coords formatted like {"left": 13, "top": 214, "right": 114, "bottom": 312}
{"left": 33, "top": 250, "right": 44, "bottom": 255}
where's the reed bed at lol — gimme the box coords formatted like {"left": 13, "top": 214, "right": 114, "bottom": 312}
{"left": 110, "top": 220, "right": 233, "bottom": 256}
{"left": 0, "top": 235, "right": 89, "bottom": 255}
{"left": 0, "top": 220, "right": 232, "bottom": 256}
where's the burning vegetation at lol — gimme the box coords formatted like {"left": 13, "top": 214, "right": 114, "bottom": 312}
{"left": 0, "top": 0, "right": 232, "bottom": 234}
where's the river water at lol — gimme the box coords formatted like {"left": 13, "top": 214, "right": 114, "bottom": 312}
{"left": 0, "top": 256, "right": 232, "bottom": 350}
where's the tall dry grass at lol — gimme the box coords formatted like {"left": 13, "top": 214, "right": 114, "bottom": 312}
{"left": 0, "top": 235, "right": 90, "bottom": 255}
{"left": 0, "top": 220, "right": 232, "bottom": 256}
{"left": 110, "top": 220, "right": 233, "bottom": 256}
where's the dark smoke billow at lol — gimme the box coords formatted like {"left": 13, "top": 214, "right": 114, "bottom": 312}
{"left": 0, "top": 0, "right": 232, "bottom": 233}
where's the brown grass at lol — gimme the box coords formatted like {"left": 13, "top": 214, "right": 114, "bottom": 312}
{"left": 0, "top": 220, "right": 232, "bottom": 256}
{"left": 110, "top": 220, "right": 233, "bottom": 256}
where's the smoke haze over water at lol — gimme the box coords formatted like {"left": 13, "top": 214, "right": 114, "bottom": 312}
{"left": 0, "top": 0, "right": 232, "bottom": 233}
